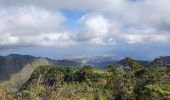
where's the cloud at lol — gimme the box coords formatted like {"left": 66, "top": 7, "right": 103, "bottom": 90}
{"left": 80, "top": 14, "right": 110, "bottom": 36}
{"left": 0, "top": 0, "right": 127, "bottom": 11}
{"left": 74, "top": 14, "right": 115, "bottom": 45}
{"left": 77, "top": 14, "right": 110, "bottom": 40}
{"left": 0, "top": 0, "right": 170, "bottom": 49}
{"left": 19, "top": 32, "right": 73, "bottom": 46}
{"left": 0, "top": 7, "right": 65, "bottom": 33}
{"left": 0, "top": 7, "right": 75, "bottom": 48}
{"left": 117, "top": 34, "right": 170, "bottom": 44}
{"left": 0, "top": 34, "right": 18, "bottom": 46}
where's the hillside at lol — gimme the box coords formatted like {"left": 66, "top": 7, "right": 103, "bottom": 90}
{"left": 0, "top": 54, "right": 55, "bottom": 90}
{"left": 0, "top": 54, "right": 150, "bottom": 82}
{"left": 1, "top": 54, "right": 170, "bottom": 92}
{"left": 15, "top": 64, "right": 170, "bottom": 99}
{"left": 0, "top": 55, "right": 170, "bottom": 99}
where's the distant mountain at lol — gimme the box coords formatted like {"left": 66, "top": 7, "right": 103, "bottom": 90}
{"left": 62, "top": 56, "right": 150, "bottom": 67}
{"left": 151, "top": 56, "right": 170, "bottom": 67}
{"left": 55, "top": 59, "right": 81, "bottom": 66}
{"left": 0, "top": 55, "right": 149, "bottom": 81}
{"left": 0, "top": 54, "right": 151, "bottom": 80}
{"left": 62, "top": 56, "right": 119, "bottom": 67}
{"left": 1, "top": 54, "right": 169, "bottom": 81}
{"left": 117, "top": 58, "right": 150, "bottom": 67}
{"left": 1, "top": 54, "right": 170, "bottom": 90}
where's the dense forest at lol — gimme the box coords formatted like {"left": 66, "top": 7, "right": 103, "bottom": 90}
{"left": 0, "top": 57, "right": 170, "bottom": 100}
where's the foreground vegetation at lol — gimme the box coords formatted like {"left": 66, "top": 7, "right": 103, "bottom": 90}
{"left": 0, "top": 57, "right": 170, "bottom": 100}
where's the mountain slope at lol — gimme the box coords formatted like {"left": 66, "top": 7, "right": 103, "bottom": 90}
{"left": 0, "top": 54, "right": 56, "bottom": 91}
{"left": 1, "top": 54, "right": 170, "bottom": 91}
{"left": 0, "top": 54, "right": 55, "bottom": 81}
{"left": 17, "top": 65, "right": 170, "bottom": 100}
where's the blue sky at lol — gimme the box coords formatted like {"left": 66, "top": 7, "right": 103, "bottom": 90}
{"left": 0, "top": 0, "right": 170, "bottom": 60}
{"left": 61, "top": 9, "right": 86, "bottom": 30}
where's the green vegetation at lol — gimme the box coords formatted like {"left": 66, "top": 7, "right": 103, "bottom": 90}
{"left": 0, "top": 56, "right": 53, "bottom": 92}
{"left": 0, "top": 57, "right": 170, "bottom": 100}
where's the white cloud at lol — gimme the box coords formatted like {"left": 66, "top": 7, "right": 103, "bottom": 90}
{"left": 74, "top": 14, "right": 116, "bottom": 45}
{"left": 0, "top": 7, "right": 65, "bottom": 33}
{"left": 0, "top": 0, "right": 127, "bottom": 12}
{"left": 18, "top": 32, "right": 73, "bottom": 46}
{"left": 0, "top": 7, "right": 75, "bottom": 48}
{"left": 80, "top": 14, "right": 110, "bottom": 36}
{"left": 0, "top": 0, "right": 170, "bottom": 49}
{"left": 117, "top": 34, "right": 170, "bottom": 44}
{"left": 0, "top": 34, "right": 19, "bottom": 46}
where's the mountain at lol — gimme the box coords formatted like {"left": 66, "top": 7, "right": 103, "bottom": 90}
{"left": 0, "top": 54, "right": 56, "bottom": 90}
{"left": 1, "top": 54, "right": 170, "bottom": 91}
{"left": 0, "top": 54, "right": 55, "bottom": 80}
{"left": 62, "top": 56, "right": 119, "bottom": 67}
{"left": 117, "top": 58, "right": 150, "bottom": 67}
{"left": 1, "top": 54, "right": 169, "bottom": 81}
{"left": 63, "top": 56, "right": 150, "bottom": 67}
{"left": 151, "top": 56, "right": 170, "bottom": 67}
{"left": 0, "top": 54, "right": 151, "bottom": 82}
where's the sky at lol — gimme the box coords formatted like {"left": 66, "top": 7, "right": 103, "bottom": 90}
{"left": 0, "top": 0, "right": 170, "bottom": 60}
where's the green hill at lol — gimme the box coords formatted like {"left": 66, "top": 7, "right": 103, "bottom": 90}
{"left": 0, "top": 54, "right": 55, "bottom": 91}
{"left": 15, "top": 63, "right": 170, "bottom": 99}
{"left": 0, "top": 56, "right": 170, "bottom": 99}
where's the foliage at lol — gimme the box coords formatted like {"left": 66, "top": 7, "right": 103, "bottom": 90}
{"left": 1, "top": 57, "right": 170, "bottom": 100}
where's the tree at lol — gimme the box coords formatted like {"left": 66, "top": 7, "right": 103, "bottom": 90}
{"left": 166, "top": 64, "right": 170, "bottom": 73}
{"left": 124, "top": 57, "right": 142, "bottom": 72}
{"left": 151, "top": 57, "right": 164, "bottom": 67}
{"left": 106, "top": 64, "right": 118, "bottom": 73}
{"left": 80, "top": 65, "right": 93, "bottom": 73}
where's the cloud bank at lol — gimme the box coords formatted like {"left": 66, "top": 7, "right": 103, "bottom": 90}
{"left": 0, "top": 0, "right": 170, "bottom": 49}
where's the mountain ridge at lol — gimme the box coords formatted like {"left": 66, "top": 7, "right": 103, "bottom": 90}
{"left": 0, "top": 54, "right": 170, "bottom": 83}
